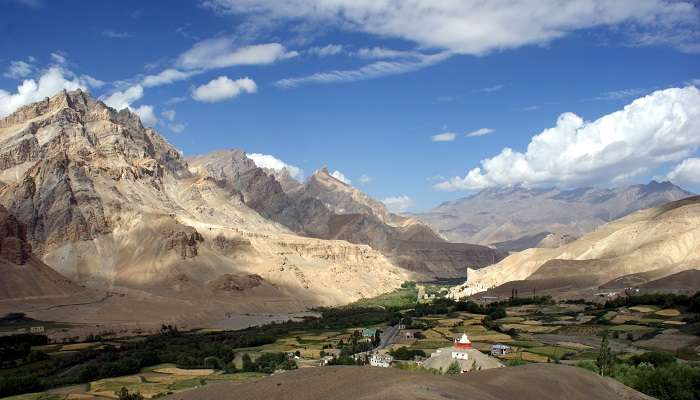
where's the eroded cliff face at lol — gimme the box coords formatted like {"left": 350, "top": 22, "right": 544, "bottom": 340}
{"left": 0, "top": 90, "right": 410, "bottom": 311}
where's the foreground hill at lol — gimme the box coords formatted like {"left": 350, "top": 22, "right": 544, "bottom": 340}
{"left": 0, "top": 90, "right": 412, "bottom": 327}
{"left": 164, "top": 364, "right": 651, "bottom": 400}
{"left": 451, "top": 196, "right": 700, "bottom": 298}
{"left": 416, "top": 182, "right": 692, "bottom": 251}
{"left": 188, "top": 151, "right": 502, "bottom": 277}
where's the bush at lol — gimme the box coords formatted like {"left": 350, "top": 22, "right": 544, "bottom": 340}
{"left": 390, "top": 347, "right": 426, "bottom": 360}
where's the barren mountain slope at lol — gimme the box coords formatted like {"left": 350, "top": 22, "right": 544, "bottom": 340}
{"left": 450, "top": 196, "right": 700, "bottom": 298}
{"left": 0, "top": 90, "right": 411, "bottom": 324}
{"left": 416, "top": 183, "right": 692, "bottom": 250}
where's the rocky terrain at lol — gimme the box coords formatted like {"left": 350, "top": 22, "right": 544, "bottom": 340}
{"left": 163, "top": 364, "right": 651, "bottom": 400}
{"left": 416, "top": 182, "right": 693, "bottom": 251}
{"left": 450, "top": 196, "right": 700, "bottom": 299}
{"left": 189, "top": 151, "right": 503, "bottom": 277}
{"left": 0, "top": 90, "right": 416, "bottom": 326}
{"left": 0, "top": 204, "right": 81, "bottom": 299}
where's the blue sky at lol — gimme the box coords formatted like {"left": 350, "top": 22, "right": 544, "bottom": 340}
{"left": 1, "top": 0, "right": 699, "bottom": 212}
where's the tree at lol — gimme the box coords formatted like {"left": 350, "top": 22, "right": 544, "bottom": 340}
{"left": 597, "top": 332, "right": 613, "bottom": 376}
{"left": 372, "top": 330, "right": 382, "bottom": 347}
{"left": 241, "top": 353, "right": 256, "bottom": 372}
{"left": 116, "top": 387, "right": 144, "bottom": 400}
{"left": 446, "top": 361, "right": 461, "bottom": 375}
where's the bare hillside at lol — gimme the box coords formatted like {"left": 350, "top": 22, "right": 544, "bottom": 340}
{"left": 451, "top": 196, "right": 700, "bottom": 298}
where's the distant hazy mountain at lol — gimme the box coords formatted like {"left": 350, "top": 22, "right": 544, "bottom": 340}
{"left": 415, "top": 181, "right": 693, "bottom": 250}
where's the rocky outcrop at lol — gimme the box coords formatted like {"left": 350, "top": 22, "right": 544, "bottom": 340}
{"left": 166, "top": 226, "right": 204, "bottom": 259}
{"left": 0, "top": 205, "right": 32, "bottom": 264}
{"left": 208, "top": 273, "right": 263, "bottom": 292}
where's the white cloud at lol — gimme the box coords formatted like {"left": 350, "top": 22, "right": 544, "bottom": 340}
{"left": 435, "top": 86, "right": 700, "bottom": 191}
{"left": 165, "top": 96, "right": 187, "bottom": 105}
{"left": 247, "top": 153, "right": 303, "bottom": 181}
{"left": 466, "top": 128, "right": 495, "bottom": 137}
{"left": 667, "top": 158, "right": 700, "bottom": 186}
{"left": 382, "top": 195, "right": 414, "bottom": 213}
{"left": 0, "top": 66, "right": 96, "bottom": 118}
{"left": 102, "top": 30, "right": 133, "bottom": 39}
{"left": 169, "top": 122, "right": 186, "bottom": 133}
{"left": 177, "top": 38, "right": 297, "bottom": 70}
{"left": 202, "top": 0, "right": 700, "bottom": 54}
{"left": 308, "top": 44, "right": 344, "bottom": 56}
{"left": 359, "top": 174, "right": 371, "bottom": 184}
{"left": 593, "top": 88, "right": 647, "bottom": 101}
{"left": 142, "top": 68, "right": 197, "bottom": 87}
{"left": 4, "top": 60, "right": 33, "bottom": 79}
{"left": 330, "top": 170, "right": 351, "bottom": 184}
{"left": 161, "top": 109, "right": 176, "bottom": 121}
{"left": 102, "top": 84, "right": 144, "bottom": 110}
{"left": 50, "top": 51, "right": 67, "bottom": 65}
{"left": 191, "top": 76, "right": 257, "bottom": 102}
{"left": 431, "top": 132, "right": 456, "bottom": 142}
{"left": 475, "top": 84, "right": 504, "bottom": 93}
{"left": 355, "top": 47, "right": 418, "bottom": 59}
{"left": 276, "top": 52, "right": 449, "bottom": 88}
{"left": 132, "top": 105, "right": 157, "bottom": 127}
{"left": 80, "top": 75, "right": 105, "bottom": 88}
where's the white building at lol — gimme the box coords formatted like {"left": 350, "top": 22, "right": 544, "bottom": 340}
{"left": 369, "top": 352, "right": 393, "bottom": 368}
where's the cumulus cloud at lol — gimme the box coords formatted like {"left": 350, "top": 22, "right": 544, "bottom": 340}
{"left": 102, "top": 84, "right": 144, "bottom": 110}
{"left": 132, "top": 105, "right": 158, "bottom": 127}
{"left": 308, "top": 44, "right": 344, "bottom": 56}
{"left": 330, "top": 170, "right": 351, "bottom": 184}
{"left": 202, "top": 0, "right": 700, "bottom": 54}
{"left": 177, "top": 38, "right": 297, "bottom": 70}
{"left": 4, "top": 60, "right": 33, "bottom": 79}
{"left": 142, "top": 68, "right": 198, "bottom": 87}
{"left": 466, "top": 128, "right": 495, "bottom": 137}
{"left": 248, "top": 153, "right": 303, "bottom": 181}
{"left": 667, "top": 158, "right": 700, "bottom": 186}
{"left": 435, "top": 86, "right": 700, "bottom": 191}
{"left": 0, "top": 66, "right": 98, "bottom": 118}
{"left": 382, "top": 195, "right": 414, "bottom": 213}
{"left": 191, "top": 76, "right": 257, "bottom": 102}
{"left": 431, "top": 132, "right": 456, "bottom": 142}
{"left": 359, "top": 174, "right": 371, "bottom": 184}
{"left": 276, "top": 52, "right": 449, "bottom": 88}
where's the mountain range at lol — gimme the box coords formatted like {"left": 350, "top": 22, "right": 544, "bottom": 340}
{"left": 0, "top": 90, "right": 498, "bottom": 329}
{"left": 415, "top": 182, "right": 693, "bottom": 251}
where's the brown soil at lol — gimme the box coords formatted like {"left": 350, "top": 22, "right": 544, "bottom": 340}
{"left": 163, "top": 364, "right": 651, "bottom": 400}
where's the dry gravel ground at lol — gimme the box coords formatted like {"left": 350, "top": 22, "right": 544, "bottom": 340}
{"left": 164, "top": 364, "right": 652, "bottom": 400}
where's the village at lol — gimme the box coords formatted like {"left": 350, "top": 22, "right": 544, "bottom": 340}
{"left": 1, "top": 285, "right": 699, "bottom": 400}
